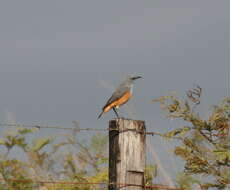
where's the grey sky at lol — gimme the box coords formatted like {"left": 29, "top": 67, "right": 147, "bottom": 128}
{"left": 0, "top": 0, "right": 230, "bottom": 184}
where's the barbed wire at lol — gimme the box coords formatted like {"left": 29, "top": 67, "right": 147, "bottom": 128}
{"left": 0, "top": 122, "right": 182, "bottom": 140}
{"left": 0, "top": 178, "right": 184, "bottom": 190}
{"left": 0, "top": 123, "right": 106, "bottom": 131}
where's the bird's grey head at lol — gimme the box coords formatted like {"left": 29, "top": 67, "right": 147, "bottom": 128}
{"left": 124, "top": 76, "right": 142, "bottom": 85}
{"left": 119, "top": 76, "right": 142, "bottom": 91}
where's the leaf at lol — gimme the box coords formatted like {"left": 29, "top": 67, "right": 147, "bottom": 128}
{"left": 32, "top": 137, "right": 53, "bottom": 152}
{"left": 95, "top": 157, "right": 108, "bottom": 165}
{"left": 90, "top": 133, "right": 108, "bottom": 153}
{"left": 176, "top": 173, "right": 200, "bottom": 190}
{"left": 17, "top": 127, "right": 37, "bottom": 135}
{"left": 53, "top": 142, "right": 69, "bottom": 152}
{"left": 174, "top": 146, "right": 191, "bottom": 159}
{"left": 145, "top": 164, "right": 157, "bottom": 185}
{"left": 213, "top": 149, "right": 230, "bottom": 162}
{"left": 89, "top": 168, "right": 108, "bottom": 183}
{"left": 0, "top": 139, "right": 5, "bottom": 146}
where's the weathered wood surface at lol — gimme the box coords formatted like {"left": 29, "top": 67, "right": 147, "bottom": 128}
{"left": 109, "top": 118, "right": 146, "bottom": 190}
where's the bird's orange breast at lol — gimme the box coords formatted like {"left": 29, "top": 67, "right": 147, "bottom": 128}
{"left": 103, "top": 91, "right": 132, "bottom": 113}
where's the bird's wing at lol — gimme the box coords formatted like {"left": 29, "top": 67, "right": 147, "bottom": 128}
{"left": 102, "top": 85, "right": 130, "bottom": 109}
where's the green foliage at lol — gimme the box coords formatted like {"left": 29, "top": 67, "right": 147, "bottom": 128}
{"left": 31, "top": 137, "right": 53, "bottom": 152}
{"left": 145, "top": 164, "right": 157, "bottom": 186}
{"left": 0, "top": 159, "right": 36, "bottom": 190}
{"left": 154, "top": 92, "right": 230, "bottom": 189}
{"left": 0, "top": 125, "right": 111, "bottom": 190}
{"left": 0, "top": 124, "right": 156, "bottom": 190}
{"left": 176, "top": 173, "right": 199, "bottom": 190}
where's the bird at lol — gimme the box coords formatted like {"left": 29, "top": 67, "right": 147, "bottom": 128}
{"left": 98, "top": 76, "right": 142, "bottom": 119}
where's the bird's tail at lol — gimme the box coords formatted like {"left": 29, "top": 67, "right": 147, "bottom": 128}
{"left": 97, "top": 111, "right": 104, "bottom": 119}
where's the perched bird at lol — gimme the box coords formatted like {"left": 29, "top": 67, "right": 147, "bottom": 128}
{"left": 98, "top": 76, "right": 142, "bottom": 119}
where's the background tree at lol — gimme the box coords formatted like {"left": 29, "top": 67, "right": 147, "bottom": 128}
{"left": 0, "top": 124, "right": 108, "bottom": 190}
{"left": 153, "top": 86, "right": 230, "bottom": 190}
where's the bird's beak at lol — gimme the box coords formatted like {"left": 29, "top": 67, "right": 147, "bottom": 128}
{"left": 131, "top": 76, "right": 142, "bottom": 80}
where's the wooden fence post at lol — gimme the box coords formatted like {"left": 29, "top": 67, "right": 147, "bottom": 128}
{"left": 109, "top": 118, "right": 146, "bottom": 190}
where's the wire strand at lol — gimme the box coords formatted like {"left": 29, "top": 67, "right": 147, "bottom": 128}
{"left": 0, "top": 178, "right": 184, "bottom": 190}
{"left": 0, "top": 122, "right": 181, "bottom": 140}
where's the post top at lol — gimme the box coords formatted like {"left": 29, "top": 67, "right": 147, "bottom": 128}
{"left": 109, "top": 118, "right": 144, "bottom": 123}
{"left": 109, "top": 118, "right": 145, "bottom": 131}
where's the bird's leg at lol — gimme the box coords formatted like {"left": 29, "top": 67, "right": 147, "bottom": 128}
{"left": 113, "top": 107, "right": 119, "bottom": 118}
